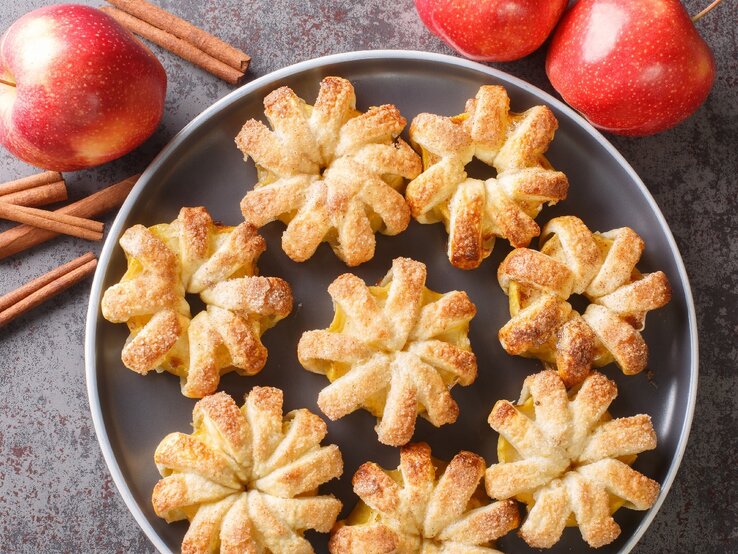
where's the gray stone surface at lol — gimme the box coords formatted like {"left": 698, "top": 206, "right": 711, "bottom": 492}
{"left": 0, "top": 0, "right": 735, "bottom": 552}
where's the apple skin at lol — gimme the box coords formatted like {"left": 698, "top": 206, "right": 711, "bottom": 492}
{"left": 0, "top": 4, "right": 166, "bottom": 171}
{"left": 546, "top": 0, "right": 715, "bottom": 136}
{"left": 415, "top": 0, "right": 568, "bottom": 62}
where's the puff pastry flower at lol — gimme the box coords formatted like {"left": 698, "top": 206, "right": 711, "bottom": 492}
{"left": 330, "top": 442, "right": 519, "bottom": 553}
{"left": 297, "top": 257, "right": 477, "bottom": 446}
{"left": 152, "top": 387, "right": 343, "bottom": 554}
{"left": 486, "top": 370, "right": 660, "bottom": 549}
{"left": 101, "top": 207, "right": 293, "bottom": 398}
{"left": 236, "top": 76, "right": 422, "bottom": 266}
{"left": 406, "top": 85, "right": 568, "bottom": 270}
{"left": 497, "top": 215, "right": 672, "bottom": 387}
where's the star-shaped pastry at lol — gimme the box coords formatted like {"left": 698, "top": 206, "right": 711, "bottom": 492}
{"left": 497, "top": 215, "right": 671, "bottom": 386}
{"left": 298, "top": 257, "right": 477, "bottom": 446}
{"left": 485, "top": 370, "right": 660, "bottom": 548}
{"left": 237, "top": 76, "right": 421, "bottom": 266}
{"left": 406, "top": 85, "right": 568, "bottom": 269}
{"left": 330, "top": 442, "right": 519, "bottom": 553}
{"left": 152, "top": 387, "right": 343, "bottom": 553}
{"left": 101, "top": 207, "right": 293, "bottom": 397}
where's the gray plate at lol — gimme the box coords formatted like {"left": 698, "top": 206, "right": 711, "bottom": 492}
{"left": 85, "top": 51, "right": 698, "bottom": 554}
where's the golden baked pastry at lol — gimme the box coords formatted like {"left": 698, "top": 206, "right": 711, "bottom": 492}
{"left": 486, "top": 370, "right": 660, "bottom": 548}
{"left": 497, "top": 215, "right": 671, "bottom": 387}
{"left": 330, "top": 442, "right": 519, "bottom": 553}
{"left": 297, "top": 257, "right": 477, "bottom": 446}
{"left": 237, "top": 76, "right": 422, "bottom": 267}
{"left": 101, "top": 207, "right": 292, "bottom": 398}
{"left": 405, "top": 85, "right": 568, "bottom": 270}
{"left": 153, "top": 387, "right": 343, "bottom": 553}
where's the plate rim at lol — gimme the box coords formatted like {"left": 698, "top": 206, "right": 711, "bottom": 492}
{"left": 84, "top": 49, "right": 699, "bottom": 554}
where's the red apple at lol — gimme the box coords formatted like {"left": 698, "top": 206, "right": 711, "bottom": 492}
{"left": 415, "top": 0, "right": 568, "bottom": 62}
{"left": 546, "top": 0, "right": 715, "bottom": 136}
{"left": 0, "top": 4, "right": 166, "bottom": 171}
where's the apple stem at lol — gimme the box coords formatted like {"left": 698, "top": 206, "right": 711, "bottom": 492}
{"left": 0, "top": 78, "right": 15, "bottom": 88}
{"left": 692, "top": 0, "right": 723, "bottom": 22}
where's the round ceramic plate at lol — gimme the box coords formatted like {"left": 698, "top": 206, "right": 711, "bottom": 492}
{"left": 85, "top": 51, "right": 697, "bottom": 554}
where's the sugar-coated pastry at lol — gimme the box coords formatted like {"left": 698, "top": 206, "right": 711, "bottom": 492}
{"left": 497, "top": 215, "right": 671, "bottom": 386}
{"left": 298, "top": 257, "right": 477, "bottom": 446}
{"left": 486, "top": 370, "right": 660, "bottom": 548}
{"left": 330, "top": 442, "right": 519, "bottom": 553}
{"left": 152, "top": 387, "right": 343, "bottom": 553}
{"left": 406, "top": 85, "right": 568, "bottom": 269}
{"left": 237, "top": 76, "right": 421, "bottom": 267}
{"left": 101, "top": 207, "right": 292, "bottom": 397}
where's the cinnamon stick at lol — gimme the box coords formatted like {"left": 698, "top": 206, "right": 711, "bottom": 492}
{"left": 0, "top": 253, "right": 98, "bottom": 328}
{"left": 0, "top": 203, "right": 104, "bottom": 241}
{"left": 0, "top": 174, "right": 139, "bottom": 260}
{"left": 0, "top": 252, "right": 96, "bottom": 313}
{"left": 0, "top": 171, "right": 63, "bottom": 196}
{"left": 106, "top": 0, "right": 250, "bottom": 71}
{"left": 0, "top": 180, "right": 67, "bottom": 207}
{"left": 101, "top": 7, "right": 244, "bottom": 85}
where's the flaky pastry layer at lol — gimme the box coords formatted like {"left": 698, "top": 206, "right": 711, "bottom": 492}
{"left": 497, "top": 215, "right": 671, "bottom": 386}
{"left": 101, "top": 207, "right": 292, "bottom": 397}
{"left": 330, "top": 442, "right": 519, "bottom": 553}
{"left": 298, "top": 257, "right": 477, "bottom": 446}
{"left": 406, "top": 85, "right": 568, "bottom": 269}
{"left": 153, "top": 387, "right": 343, "bottom": 553}
{"left": 237, "top": 76, "right": 421, "bottom": 266}
{"left": 485, "top": 370, "right": 660, "bottom": 548}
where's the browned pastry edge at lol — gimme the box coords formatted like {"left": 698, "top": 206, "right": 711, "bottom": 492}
{"left": 330, "top": 442, "right": 519, "bottom": 553}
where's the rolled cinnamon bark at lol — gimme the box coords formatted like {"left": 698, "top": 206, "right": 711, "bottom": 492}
{"left": 106, "top": 0, "right": 250, "bottom": 71}
{"left": 0, "top": 203, "right": 104, "bottom": 240}
{"left": 102, "top": 7, "right": 244, "bottom": 85}
{"left": 0, "top": 174, "right": 138, "bottom": 260}
{"left": 0, "top": 254, "right": 98, "bottom": 328}
{"left": 0, "top": 181, "right": 68, "bottom": 207}
{"left": 0, "top": 171, "right": 63, "bottom": 196}
{"left": 0, "top": 252, "right": 96, "bottom": 313}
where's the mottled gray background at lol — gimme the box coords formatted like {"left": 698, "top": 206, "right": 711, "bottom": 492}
{"left": 0, "top": 0, "right": 735, "bottom": 552}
